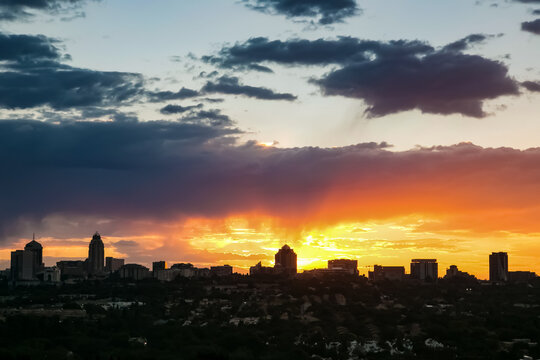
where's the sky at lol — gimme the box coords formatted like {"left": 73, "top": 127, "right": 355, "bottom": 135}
{"left": 1, "top": 0, "right": 540, "bottom": 278}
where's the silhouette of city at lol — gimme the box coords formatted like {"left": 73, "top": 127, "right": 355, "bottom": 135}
{"left": 0, "top": 232, "right": 539, "bottom": 360}
{"left": 6, "top": 232, "right": 537, "bottom": 285}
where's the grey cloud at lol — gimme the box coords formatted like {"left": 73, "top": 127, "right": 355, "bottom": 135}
{"left": 201, "top": 76, "right": 297, "bottom": 101}
{"left": 241, "top": 0, "right": 359, "bottom": 24}
{"left": 160, "top": 103, "right": 204, "bottom": 115}
{"left": 0, "top": 0, "right": 97, "bottom": 21}
{"left": 205, "top": 36, "right": 519, "bottom": 117}
{"left": 522, "top": 18, "right": 540, "bottom": 34}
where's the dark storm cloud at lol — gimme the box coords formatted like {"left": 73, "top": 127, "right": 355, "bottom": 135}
{"left": 4, "top": 121, "right": 540, "bottom": 238}
{"left": 0, "top": 32, "right": 144, "bottom": 110}
{"left": 522, "top": 80, "right": 540, "bottom": 91}
{"left": 0, "top": 118, "right": 240, "bottom": 236}
{"left": 241, "top": 0, "right": 359, "bottom": 24}
{"left": 160, "top": 103, "right": 203, "bottom": 115}
{"left": 201, "top": 76, "right": 297, "bottom": 101}
{"left": 205, "top": 35, "right": 519, "bottom": 117}
{"left": 521, "top": 18, "right": 540, "bottom": 34}
{"left": 0, "top": 0, "right": 95, "bottom": 21}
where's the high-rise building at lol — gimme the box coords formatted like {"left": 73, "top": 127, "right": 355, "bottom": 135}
{"left": 328, "top": 259, "right": 358, "bottom": 275}
{"left": 105, "top": 257, "right": 125, "bottom": 273}
{"left": 88, "top": 232, "right": 104, "bottom": 275}
{"left": 24, "top": 234, "right": 44, "bottom": 277}
{"left": 10, "top": 234, "right": 44, "bottom": 281}
{"left": 489, "top": 252, "right": 508, "bottom": 282}
{"left": 10, "top": 250, "right": 34, "bottom": 281}
{"left": 153, "top": 261, "right": 167, "bottom": 272}
{"left": 410, "top": 259, "right": 438, "bottom": 281}
{"left": 275, "top": 245, "right": 297, "bottom": 275}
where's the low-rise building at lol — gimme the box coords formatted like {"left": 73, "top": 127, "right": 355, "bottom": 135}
{"left": 211, "top": 265, "right": 233, "bottom": 277}
{"left": 369, "top": 265, "right": 406, "bottom": 282}
{"left": 119, "top": 264, "right": 151, "bottom": 281}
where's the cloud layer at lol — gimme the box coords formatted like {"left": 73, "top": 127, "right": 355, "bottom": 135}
{"left": 205, "top": 35, "right": 519, "bottom": 117}
{"left": 3, "top": 119, "right": 540, "bottom": 241}
{"left": 0, "top": 0, "right": 95, "bottom": 21}
{"left": 241, "top": 0, "right": 359, "bottom": 24}
{"left": 0, "top": 32, "right": 143, "bottom": 110}
{"left": 522, "top": 18, "right": 540, "bottom": 35}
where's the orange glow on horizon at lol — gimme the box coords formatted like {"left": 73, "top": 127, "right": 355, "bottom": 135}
{"left": 2, "top": 214, "right": 537, "bottom": 281}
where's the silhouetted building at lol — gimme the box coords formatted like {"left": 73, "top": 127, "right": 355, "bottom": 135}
{"left": 489, "top": 252, "right": 508, "bottom": 282}
{"left": 508, "top": 271, "right": 537, "bottom": 283}
{"left": 249, "top": 262, "right": 275, "bottom": 276}
{"left": 24, "top": 234, "right": 44, "bottom": 277}
{"left": 56, "top": 260, "right": 86, "bottom": 278}
{"left": 43, "top": 266, "right": 61, "bottom": 283}
{"left": 211, "top": 265, "right": 233, "bottom": 277}
{"left": 369, "top": 265, "right": 405, "bottom": 282}
{"left": 410, "top": 259, "right": 438, "bottom": 281}
{"left": 171, "top": 263, "right": 198, "bottom": 277}
{"left": 443, "top": 265, "right": 476, "bottom": 280}
{"left": 10, "top": 250, "right": 34, "bottom": 281}
{"left": 275, "top": 245, "right": 297, "bottom": 275}
{"left": 154, "top": 268, "right": 181, "bottom": 281}
{"left": 119, "top": 264, "right": 151, "bottom": 280}
{"left": 328, "top": 259, "right": 358, "bottom": 275}
{"left": 10, "top": 234, "right": 45, "bottom": 282}
{"left": 105, "top": 257, "right": 125, "bottom": 273}
{"left": 153, "top": 261, "right": 167, "bottom": 272}
{"left": 88, "top": 232, "right": 104, "bottom": 275}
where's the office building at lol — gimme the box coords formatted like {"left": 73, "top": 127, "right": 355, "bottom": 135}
{"left": 328, "top": 259, "right": 358, "bottom": 275}
{"left": 275, "top": 244, "right": 297, "bottom": 275}
{"left": 249, "top": 261, "right": 275, "bottom": 276}
{"left": 210, "top": 265, "right": 233, "bottom": 277}
{"left": 88, "top": 232, "right": 105, "bottom": 275}
{"left": 119, "top": 264, "right": 151, "bottom": 280}
{"left": 24, "top": 234, "right": 44, "bottom": 277}
{"left": 43, "top": 266, "right": 61, "bottom": 283}
{"left": 10, "top": 250, "right": 34, "bottom": 281}
{"left": 410, "top": 259, "right": 438, "bottom": 281}
{"left": 508, "top": 271, "right": 537, "bottom": 283}
{"left": 105, "top": 257, "right": 125, "bottom": 273}
{"left": 56, "top": 260, "right": 86, "bottom": 278}
{"left": 489, "top": 252, "right": 508, "bottom": 282}
{"left": 153, "top": 261, "right": 167, "bottom": 272}
{"left": 369, "top": 265, "right": 405, "bottom": 282}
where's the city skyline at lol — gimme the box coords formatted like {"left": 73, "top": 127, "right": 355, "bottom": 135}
{"left": 1, "top": 1, "right": 540, "bottom": 280}
{"left": 5, "top": 232, "right": 533, "bottom": 281}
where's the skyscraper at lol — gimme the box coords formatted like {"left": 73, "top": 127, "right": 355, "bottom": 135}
{"left": 489, "top": 252, "right": 508, "bottom": 282}
{"left": 275, "top": 244, "right": 297, "bottom": 275}
{"left": 24, "top": 233, "right": 43, "bottom": 277}
{"left": 88, "top": 232, "right": 104, "bottom": 275}
{"left": 10, "top": 234, "right": 44, "bottom": 281}
{"left": 410, "top": 259, "right": 438, "bottom": 281}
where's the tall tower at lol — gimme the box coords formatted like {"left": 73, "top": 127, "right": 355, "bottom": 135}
{"left": 88, "top": 232, "right": 105, "bottom": 275}
{"left": 274, "top": 244, "right": 297, "bottom": 275}
{"left": 24, "top": 233, "right": 44, "bottom": 277}
{"left": 489, "top": 252, "right": 508, "bottom": 282}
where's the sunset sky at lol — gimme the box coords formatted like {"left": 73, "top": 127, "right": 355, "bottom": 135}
{"left": 1, "top": 0, "right": 540, "bottom": 279}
